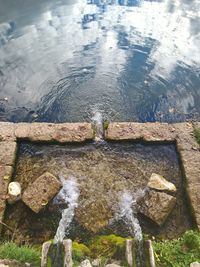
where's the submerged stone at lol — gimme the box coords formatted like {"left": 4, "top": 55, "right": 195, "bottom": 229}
{"left": 22, "top": 172, "right": 61, "bottom": 213}
{"left": 147, "top": 173, "right": 176, "bottom": 193}
{"left": 139, "top": 191, "right": 176, "bottom": 226}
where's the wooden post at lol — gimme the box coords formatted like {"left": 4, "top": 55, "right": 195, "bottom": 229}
{"left": 63, "top": 239, "right": 73, "bottom": 267}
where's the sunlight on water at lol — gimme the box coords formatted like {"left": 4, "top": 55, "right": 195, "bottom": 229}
{"left": 0, "top": 0, "right": 199, "bottom": 122}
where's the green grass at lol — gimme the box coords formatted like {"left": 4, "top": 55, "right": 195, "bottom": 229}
{"left": 153, "top": 230, "right": 200, "bottom": 267}
{"left": 194, "top": 128, "right": 200, "bottom": 144}
{"left": 0, "top": 242, "right": 41, "bottom": 266}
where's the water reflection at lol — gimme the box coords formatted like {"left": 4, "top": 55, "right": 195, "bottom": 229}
{"left": 0, "top": 0, "right": 199, "bottom": 122}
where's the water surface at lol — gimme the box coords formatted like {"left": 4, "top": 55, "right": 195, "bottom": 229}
{"left": 0, "top": 0, "right": 199, "bottom": 122}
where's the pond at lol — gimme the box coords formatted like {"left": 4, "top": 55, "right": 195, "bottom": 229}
{"left": 0, "top": 0, "right": 199, "bottom": 123}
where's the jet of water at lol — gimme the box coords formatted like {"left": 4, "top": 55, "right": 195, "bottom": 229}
{"left": 118, "top": 191, "right": 143, "bottom": 243}
{"left": 91, "top": 110, "right": 104, "bottom": 141}
{"left": 116, "top": 189, "right": 147, "bottom": 266}
{"left": 54, "top": 176, "right": 79, "bottom": 243}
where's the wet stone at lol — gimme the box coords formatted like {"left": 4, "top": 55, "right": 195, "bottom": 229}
{"left": 22, "top": 172, "right": 61, "bottom": 213}
{"left": 139, "top": 190, "right": 176, "bottom": 226}
{"left": 147, "top": 173, "right": 176, "bottom": 193}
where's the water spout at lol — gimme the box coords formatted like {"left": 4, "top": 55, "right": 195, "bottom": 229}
{"left": 91, "top": 110, "right": 104, "bottom": 141}
{"left": 54, "top": 176, "right": 79, "bottom": 244}
{"left": 116, "top": 190, "right": 147, "bottom": 266}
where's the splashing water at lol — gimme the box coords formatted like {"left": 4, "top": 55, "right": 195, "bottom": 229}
{"left": 116, "top": 190, "right": 147, "bottom": 266}
{"left": 91, "top": 110, "right": 103, "bottom": 141}
{"left": 54, "top": 176, "right": 79, "bottom": 243}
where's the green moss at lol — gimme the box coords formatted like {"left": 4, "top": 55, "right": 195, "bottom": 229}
{"left": 88, "top": 234, "right": 127, "bottom": 260}
{"left": 0, "top": 242, "right": 40, "bottom": 266}
{"left": 72, "top": 242, "right": 91, "bottom": 266}
{"left": 194, "top": 128, "right": 200, "bottom": 144}
{"left": 103, "top": 121, "right": 109, "bottom": 130}
{"left": 153, "top": 230, "right": 200, "bottom": 267}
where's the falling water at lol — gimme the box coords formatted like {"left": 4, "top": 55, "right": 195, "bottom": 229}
{"left": 117, "top": 190, "right": 147, "bottom": 266}
{"left": 54, "top": 176, "right": 79, "bottom": 243}
{"left": 91, "top": 110, "right": 104, "bottom": 141}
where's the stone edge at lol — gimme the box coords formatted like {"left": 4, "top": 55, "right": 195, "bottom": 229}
{"left": 105, "top": 122, "right": 200, "bottom": 230}
{"left": 0, "top": 121, "right": 200, "bottom": 233}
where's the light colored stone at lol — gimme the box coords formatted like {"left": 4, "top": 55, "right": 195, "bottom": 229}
{"left": 79, "top": 259, "right": 92, "bottom": 267}
{"left": 190, "top": 262, "right": 200, "bottom": 267}
{"left": 105, "top": 264, "right": 122, "bottom": 267}
{"left": 0, "top": 165, "right": 13, "bottom": 226}
{"left": 63, "top": 239, "right": 73, "bottom": 267}
{"left": 7, "top": 182, "right": 21, "bottom": 204}
{"left": 0, "top": 141, "right": 17, "bottom": 166}
{"left": 146, "top": 240, "right": 156, "bottom": 267}
{"left": 147, "top": 173, "right": 176, "bottom": 192}
{"left": 22, "top": 172, "right": 61, "bottom": 213}
{"left": 105, "top": 122, "right": 176, "bottom": 142}
{"left": 139, "top": 191, "right": 176, "bottom": 226}
{"left": 0, "top": 122, "right": 15, "bottom": 141}
{"left": 125, "top": 239, "right": 133, "bottom": 267}
{"left": 14, "top": 123, "right": 31, "bottom": 139}
{"left": 41, "top": 241, "right": 52, "bottom": 267}
{"left": 92, "top": 259, "right": 101, "bottom": 266}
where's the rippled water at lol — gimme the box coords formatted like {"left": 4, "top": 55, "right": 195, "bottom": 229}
{"left": 0, "top": 0, "right": 199, "bottom": 122}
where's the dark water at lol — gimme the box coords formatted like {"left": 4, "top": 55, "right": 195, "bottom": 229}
{"left": 0, "top": 0, "right": 199, "bottom": 123}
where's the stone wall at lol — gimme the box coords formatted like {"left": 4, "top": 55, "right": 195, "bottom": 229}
{"left": 0, "top": 121, "right": 199, "bottom": 232}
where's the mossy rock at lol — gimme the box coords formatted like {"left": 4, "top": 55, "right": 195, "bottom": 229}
{"left": 88, "top": 234, "right": 127, "bottom": 260}
{"left": 72, "top": 242, "right": 91, "bottom": 264}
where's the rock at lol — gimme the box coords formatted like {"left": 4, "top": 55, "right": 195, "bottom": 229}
{"left": 105, "top": 264, "right": 122, "bottom": 267}
{"left": 7, "top": 182, "right": 21, "bottom": 204}
{"left": 92, "top": 259, "right": 101, "bottom": 267}
{"left": 0, "top": 259, "right": 30, "bottom": 267}
{"left": 0, "top": 165, "right": 13, "bottom": 229}
{"left": 22, "top": 172, "right": 61, "bottom": 213}
{"left": 79, "top": 259, "right": 92, "bottom": 267}
{"left": 125, "top": 239, "right": 133, "bottom": 267}
{"left": 63, "top": 239, "right": 73, "bottom": 267}
{"left": 190, "top": 263, "right": 200, "bottom": 267}
{"left": 41, "top": 241, "right": 52, "bottom": 267}
{"left": 0, "top": 142, "right": 17, "bottom": 166}
{"left": 147, "top": 173, "right": 176, "bottom": 193}
{"left": 139, "top": 191, "right": 176, "bottom": 226}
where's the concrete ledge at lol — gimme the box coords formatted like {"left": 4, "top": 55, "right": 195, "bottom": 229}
{"left": 0, "top": 121, "right": 200, "bottom": 232}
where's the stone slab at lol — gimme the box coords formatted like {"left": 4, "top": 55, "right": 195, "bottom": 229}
{"left": 139, "top": 191, "right": 176, "bottom": 226}
{"left": 105, "top": 122, "right": 176, "bottom": 142}
{"left": 0, "top": 141, "right": 17, "bottom": 166}
{"left": 22, "top": 172, "right": 62, "bottom": 213}
{"left": 0, "top": 165, "right": 13, "bottom": 225}
{"left": 0, "top": 122, "right": 15, "bottom": 141}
